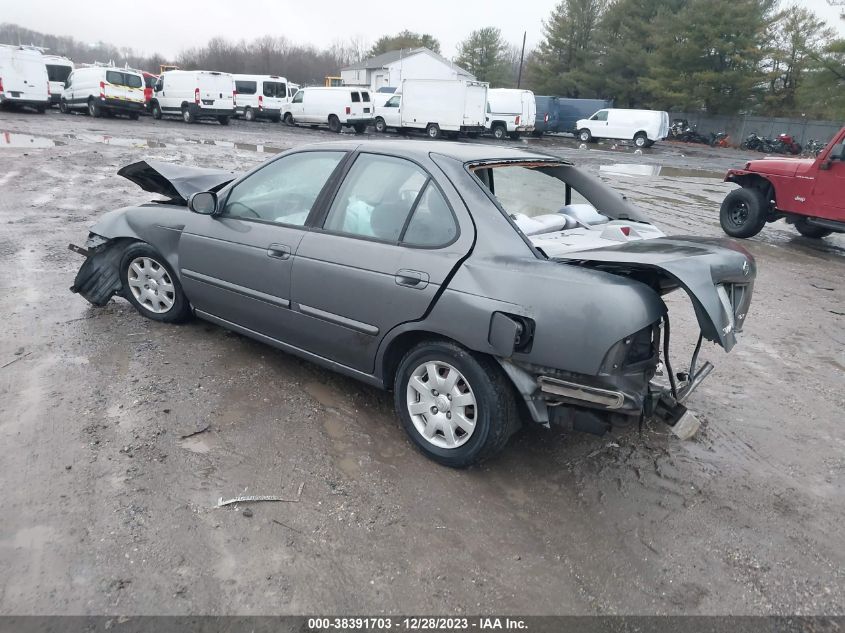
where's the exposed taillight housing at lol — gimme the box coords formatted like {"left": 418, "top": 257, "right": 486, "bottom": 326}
{"left": 515, "top": 115, "right": 521, "bottom": 126}
{"left": 99, "top": 81, "right": 105, "bottom": 99}
{"left": 233, "top": 89, "right": 237, "bottom": 105}
{"left": 345, "top": 106, "right": 351, "bottom": 115}
{"left": 258, "top": 94, "right": 263, "bottom": 110}
{"left": 194, "top": 88, "right": 200, "bottom": 105}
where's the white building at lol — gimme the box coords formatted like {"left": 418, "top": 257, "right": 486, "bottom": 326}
{"left": 340, "top": 48, "right": 475, "bottom": 94}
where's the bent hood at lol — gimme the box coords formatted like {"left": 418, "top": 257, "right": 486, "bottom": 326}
{"left": 118, "top": 160, "right": 238, "bottom": 204}
{"left": 552, "top": 237, "right": 755, "bottom": 352}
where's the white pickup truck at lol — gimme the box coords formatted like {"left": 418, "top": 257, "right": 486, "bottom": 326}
{"left": 374, "top": 79, "right": 488, "bottom": 139}
{"left": 486, "top": 88, "right": 536, "bottom": 140}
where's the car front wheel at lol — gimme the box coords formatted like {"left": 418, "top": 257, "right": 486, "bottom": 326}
{"left": 794, "top": 218, "right": 832, "bottom": 239}
{"left": 394, "top": 341, "right": 519, "bottom": 468}
{"left": 578, "top": 128, "right": 592, "bottom": 143}
{"left": 720, "top": 188, "right": 768, "bottom": 238}
{"left": 120, "top": 244, "right": 191, "bottom": 323}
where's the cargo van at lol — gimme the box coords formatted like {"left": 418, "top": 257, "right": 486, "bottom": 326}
{"left": 43, "top": 55, "right": 74, "bottom": 105}
{"left": 0, "top": 45, "right": 50, "bottom": 113}
{"left": 233, "top": 74, "right": 288, "bottom": 122}
{"left": 486, "top": 88, "right": 536, "bottom": 140}
{"left": 60, "top": 65, "right": 146, "bottom": 119}
{"left": 283, "top": 87, "right": 374, "bottom": 133}
{"left": 150, "top": 70, "right": 235, "bottom": 125}
{"left": 373, "top": 79, "right": 487, "bottom": 138}
{"left": 557, "top": 98, "right": 612, "bottom": 134}
{"left": 576, "top": 108, "right": 669, "bottom": 147}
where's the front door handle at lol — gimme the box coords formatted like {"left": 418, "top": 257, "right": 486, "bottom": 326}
{"left": 395, "top": 269, "right": 429, "bottom": 289}
{"left": 267, "top": 244, "right": 291, "bottom": 260}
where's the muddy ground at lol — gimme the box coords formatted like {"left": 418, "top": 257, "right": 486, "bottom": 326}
{"left": 0, "top": 109, "right": 843, "bottom": 616}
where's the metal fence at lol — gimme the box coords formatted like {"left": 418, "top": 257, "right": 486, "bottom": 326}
{"left": 669, "top": 112, "right": 843, "bottom": 147}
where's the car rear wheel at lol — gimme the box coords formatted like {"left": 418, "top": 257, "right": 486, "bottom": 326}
{"left": 120, "top": 244, "right": 190, "bottom": 323}
{"left": 492, "top": 124, "right": 506, "bottom": 141}
{"left": 182, "top": 107, "right": 195, "bottom": 124}
{"left": 328, "top": 115, "right": 342, "bottom": 133}
{"left": 394, "top": 341, "right": 519, "bottom": 468}
{"left": 88, "top": 99, "right": 101, "bottom": 118}
{"left": 374, "top": 117, "right": 387, "bottom": 133}
{"left": 794, "top": 218, "right": 832, "bottom": 239}
{"left": 578, "top": 128, "right": 592, "bottom": 143}
{"left": 283, "top": 112, "right": 294, "bottom": 126}
{"left": 129, "top": 112, "right": 140, "bottom": 121}
{"left": 244, "top": 106, "right": 255, "bottom": 121}
{"left": 720, "top": 188, "right": 768, "bottom": 238}
{"left": 151, "top": 102, "right": 162, "bottom": 119}
{"left": 426, "top": 123, "right": 441, "bottom": 139}
{"left": 633, "top": 132, "right": 648, "bottom": 147}
{"left": 59, "top": 99, "right": 69, "bottom": 114}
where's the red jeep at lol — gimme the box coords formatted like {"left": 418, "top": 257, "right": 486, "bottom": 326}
{"left": 720, "top": 126, "right": 845, "bottom": 239}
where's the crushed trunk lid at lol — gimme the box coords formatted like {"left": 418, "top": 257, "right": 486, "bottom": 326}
{"left": 552, "top": 237, "right": 755, "bottom": 351}
{"left": 118, "top": 160, "right": 237, "bottom": 205}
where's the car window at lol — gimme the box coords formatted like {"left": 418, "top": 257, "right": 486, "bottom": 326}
{"left": 46, "top": 65, "right": 72, "bottom": 82}
{"left": 292, "top": 90, "right": 303, "bottom": 103}
{"left": 324, "top": 154, "right": 428, "bottom": 242}
{"left": 478, "top": 165, "right": 594, "bottom": 218}
{"left": 144, "top": 75, "right": 156, "bottom": 89}
{"left": 386, "top": 96, "right": 400, "bottom": 107}
{"left": 222, "top": 151, "right": 345, "bottom": 225}
{"left": 591, "top": 110, "right": 608, "bottom": 121}
{"left": 236, "top": 81, "right": 257, "bottom": 95}
{"left": 351, "top": 92, "right": 361, "bottom": 103}
{"left": 402, "top": 182, "right": 457, "bottom": 247}
{"left": 362, "top": 92, "right": 370, "bottom": 102}
{"left": 65, "top": 73, "right": 73, "bottom": 88}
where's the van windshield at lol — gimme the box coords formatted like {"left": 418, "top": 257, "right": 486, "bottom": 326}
{"left": 106, "top": 71, "right": 143, "bottom": 89}
{"left": 46, "top": 65, "right": 72, "bottom": 82}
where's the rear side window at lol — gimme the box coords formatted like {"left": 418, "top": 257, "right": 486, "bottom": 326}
{"left": 324, "top": 154, "right": 428, "bottom": 242}
{"left": 262, "top": 81, "right": 286, "bottom": 97}
{"left": 105, "top": 71, "right": 142, "bottom": 88}
{"left": 351, "top": 92, "right": 360, "bottom": 103}
{"left": 402, "top": 182, "right": 457, "bottom": 247}
{"left": 236, "top": 81, "right": 257, "bottom": 95}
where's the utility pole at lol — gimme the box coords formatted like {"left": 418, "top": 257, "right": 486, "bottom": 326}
{"left": 517, "top": 31, "right": 527, "bottom": 88}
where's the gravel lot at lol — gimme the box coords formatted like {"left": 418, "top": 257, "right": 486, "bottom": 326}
{"left": 0, "top": 109, "right": 843, "bottom": 616}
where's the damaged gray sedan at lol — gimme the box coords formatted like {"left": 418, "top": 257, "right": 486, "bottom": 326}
{"left": 71, "top": 141, "right": 755, "bottom": 467}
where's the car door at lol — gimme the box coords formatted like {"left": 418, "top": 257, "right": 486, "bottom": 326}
{"left": 384, "top": 94, "right": 401, "bottom": 127}
{"left": 812, "top": 150, "right": 845, "bottom": 219}
{"left": 178, "top": 150, "right": 348, "bottom": 341}
{"left": 289, "top": 152, "right": 473, "bottom": 373}
{"left": 590, "top": 109, "right": 609, "bottom": 137}
{"left": 289, "top": 89, "right": 306, "bottom": 121}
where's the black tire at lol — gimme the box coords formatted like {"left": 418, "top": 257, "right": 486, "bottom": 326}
{"left": 492, "top": 124, "right": 506, "bottom": 141}
{"left": 374, "top": 117, "right": 387, "bottom": 133}
{"left": 633, "top": 132, "right": 648, "bottom": 148}
{"left": 720, "top": 188, "right": 769, "bottom": 238}
{"left": 119, "top": 243, "right": 191, "bottom": 324}
{"left": 531, "top": 130, "right": 544, "bottom": 137}
{"left": 283, "top": 112, "right": 294, "bottom": 126}
{"left": 508, "top": 131, "right": 521, "bottom": 140}
{"left": 182, "top": 107, "right": 195, "bottom": 124}
{"left": 353, "top": 122, "right": 367, "bottom": 134}
{"left": 328, "top": 115, "right": 342, "bottom": 133}
{"left": 794, "top": 218, "right": 832, "bottom": 239}
{"left": 578, "top": 128, "right": 592, "bottom": 143}
{"left": 243, "top": 107, "right": 255, "bottom": 122}
{"left": 217, "top": 116, "right": 230, "bottom": 126}
{"left": 151, "top": 101, "right": 162, "bottom": 119}
{"left": 129, "top": 112, "right": 140, "bottom": 121}
{"left": 393, "top": 340, "right": 520, "bottom": 468}
{"left": 36, "top": 105, "right": 46, "bottom": 114}
{"left": 426, "top": 123, "right": 441, "bottom": 139}
{"left": 88, "top": 98, "right": 101, "bottom": 118}
{"left": 59, "top": 99, "right": 69, "bottom": 114}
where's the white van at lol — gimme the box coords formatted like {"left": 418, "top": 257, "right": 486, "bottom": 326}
{"left": 0, "top": 45, "right": 49, "bottom": 113}
{"left": 60, "top": 65, "right": 146, "bottom": 119}
{"left": 151, "top": 70, "right": 235, "bottom": 125}
{"left": 284, "top": 87, "right": 374, "bottom": 133}
{"left": 576, "top": 108, "right": 670, "bottom": 147}
{"left": 486, "top": 88, "right": 536, "bottom": 140}
{"left": 43, "top": 55, "right": 74, "bottom": 105}
{"left": 374, "top": 79, "right": 488, "bottom": 138}
{"left": 234, "top": 74, "right": 289, "bottom": 122}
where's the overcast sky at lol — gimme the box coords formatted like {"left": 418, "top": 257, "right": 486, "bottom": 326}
{"left": 3, "top": 0, "right": 842, "bottom": 60}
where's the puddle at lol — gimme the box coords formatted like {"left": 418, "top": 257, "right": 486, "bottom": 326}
{"left": 1, "top": 131, "right": 66, "bottom": 148}
{"left": 599, "top": 163, "right": 722, "bottom": 179}
{"left": 58, "top": 133, "right": 285, "bottom": 154}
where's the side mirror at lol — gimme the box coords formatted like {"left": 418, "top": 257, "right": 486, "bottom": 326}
{"left": 188, "top": 191, "right": 217, "bottom": 215}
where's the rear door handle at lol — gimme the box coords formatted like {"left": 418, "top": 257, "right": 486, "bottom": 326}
{"left": 395, "top": 269, "right": 429, "bottom": 289}
{"left": 267, "top": 244, "right": 291, "bottom": 260}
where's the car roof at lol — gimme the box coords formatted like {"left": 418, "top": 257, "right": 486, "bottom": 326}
{"left": 294, "top": 140, "right": 566, "bottom": 165}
